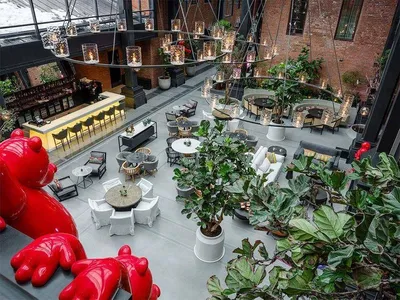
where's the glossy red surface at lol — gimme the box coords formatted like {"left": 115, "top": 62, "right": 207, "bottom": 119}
{"left": 354, "top": 141, "right": 371, "bottom": 161}
{"left": 11, "top": 233, "right": 86, "bottom": 287}
{"left": 0, "top": 129, "right": 77, "bottom": 238}
{"left": 0, "top": 216, "right": 6, "bottom": 232}
{"left": 59, "top": 258, "right": 122, "bottom": 300}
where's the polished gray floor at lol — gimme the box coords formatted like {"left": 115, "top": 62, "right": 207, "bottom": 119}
{"left": 46, "top": 68, "right": 354, "bottom": 299}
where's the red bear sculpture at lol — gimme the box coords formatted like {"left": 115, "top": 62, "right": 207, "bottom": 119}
{"left": 0, "top": 129, "right": 77, "bottom": 238}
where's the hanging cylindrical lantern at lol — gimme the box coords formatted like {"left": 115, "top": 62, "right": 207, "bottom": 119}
{"left": 171, "top": 19, "right": 181, "bottom": 31}
{"left": 247, "top": 33, "right": 254, "bottom": 43}
{"left": 338, "top": 104, "right": 350, "bottom": 119}
{"left": 194, "top": 21, "right": 205, "bottom": 34}
{"left": 54, "top": 39, "right": 70, "bottom": 58}
{"left": 222, "top": 53, "right": 232, "bottom": 63}
{"left": 201, "top": 86, "right": 210, "bottom": 98}
{"left": 145, "top": 18, "right": 154, "bottom": 31}
{"left": 197, "top": 50, "right": 205, "bottom": 62}
{"left": 343, "top": 94, "right": 354, "bottom": 107}
{"left": 210, "top": 94, "right": 218, "bottom": 110}
{"left": 261, "top": 108, "right": 273, "bottom": 125}
{"left": 278, "top": 72, "right": 284, "bottom": 79}
{"left": 232, "top": 105, "right": 240, "bottom": 118}
{"left": 47, "top": 26, "right": 61, "bottom": 43}
{"left": 163, "top": 43, "right": 171, "bottom": 54}
{"left": 65, "top": 23, "right": 77, "bottom": 36}
{"left": 272, "top": 45, "right": 279, "bottom": 56}
{"left": 204, "top": 77, "right": 213, "bottom": 89}
{"left": 336, "top": 89, "right": 342, "bottom": 98}
{"left": 232, "top": 68, "right": 241, "bottom": 79}
{"left": 215, "top": 71, "right": 224, "bottom": 83}
{"left": 254, "top": 67, "right": 261, "bottom": 78}
{"left": 211, "top": 25, "right": 224, "bottom": 40}
{"left": 203, "top": 41, "right": 216, "bottom": 60}
{"left": 321, "top": 109, "right": 333, "bottom": 125}
{"left": 246, "top": 50, "right": 256, "bottom": 63}
{"left": 164, "top": 33, "right": 173, "bottom": 44}
{"left": 116, "top": 18, "right": 127, "bottom": 31}
{"left": 41, "top": 32, "right": 53, "bottom": 49}
{"left": 126, "top": 46, "right": 142, "bottom": 67}
{"left": 262, "top": 39, "right": 268, "bottom": 46}
{"left": 82, "top": 43, "right": 99, "bottom": 64}
{"left": 292, "top": 111, "right": 305, "bottom": 128}
{"left": 89, "top": 19, "right": 100, "bottom": 33}
{"left": 222, "top": 31, "right": 235, "bottom": 53}
{"left": 264, "top": 51, "right": 272, "bottom": 60}
{"left": 177, "top": 32, "right": 184, "bottom": 41}
{"left": 299, "top": 73, "right": 307, "bottom": 83}
{"left": 320, "top": 79, "right": 328, "bottom": 89}
{"left": 160, "top": 37, "right": 166, "bottom": 48}
{"left": 170, "top": 45, "right": 185, "bottom": 65}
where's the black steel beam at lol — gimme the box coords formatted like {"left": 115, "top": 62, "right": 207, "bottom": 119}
{"left": 384, "top": 0, "right": 400, "bottom": 52}
{"left": 362, "top": 21, "right": 400, "bottom": 143}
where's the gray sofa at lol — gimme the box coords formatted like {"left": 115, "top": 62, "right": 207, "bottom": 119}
{"left": 293, "top": 141, "right": 341, "bottom": 169}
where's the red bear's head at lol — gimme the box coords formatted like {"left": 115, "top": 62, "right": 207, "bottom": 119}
{"left": 0, "top": 129, "right": 57, "bottom": 188}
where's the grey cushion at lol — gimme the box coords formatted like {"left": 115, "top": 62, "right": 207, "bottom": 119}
{"left": 146, "top": 155, "right": 157, "bottom": 162}
{"left": 91, "top": 152, "right": 105, "bottom": 159}
{"left": 299, "top": 141, "right": 339, "bottom": 157}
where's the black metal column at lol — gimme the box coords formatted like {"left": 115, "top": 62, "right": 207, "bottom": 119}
{"left": 238, "top": 0, "right": 251, "bottom": 37}
{"left": 119, "top": 0, "right": 147, "bottom": 108}
{"left": 362, "top": 21, "right": 400, "bottom": 143}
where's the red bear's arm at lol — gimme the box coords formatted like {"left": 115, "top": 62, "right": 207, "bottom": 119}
{"left": 0, "top": 158, "right": 27, "bottom": 220}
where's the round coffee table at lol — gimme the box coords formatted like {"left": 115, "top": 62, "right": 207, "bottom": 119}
{"left": 72, "top": 166, "right": 93, "bottom": 189}
{"left": 268, "top": 145, "right": 287, "bottom": 157}
{"left": 253, "top": 98, "right": 275, "bottom": 109}
{"left": 105, "top": 184, "right": 142, "bottom": 211}
{"left": 127, "top": 152, "right": 147, "bottom": 165}
{"left": 171, "top": 138, "right": 200, "bottom": 154}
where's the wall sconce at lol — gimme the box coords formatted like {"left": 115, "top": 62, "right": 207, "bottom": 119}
{"left": 171, "top": 19, "right": 181, "bottom": 31}
{"left": 203, "top": 41, "right": 216, "bottom": 60}
{"left": 145, "top": 18, "right": 154, "bottom": 31}
{"left": 320, "top": 79, "right": 328, "bottom": 89}
{"left": 177, "top": 32, "right": 184, "bottom": 41}
{"left": 222, "top": 53, "right": 232, "bottom": 63}
{"left": 222, "top": 31, "right": 235, "bottom": 53}
{"left": 215, "top": 71, "right": 224, "bottom": 83}
{"left": 211, "top": 25, "right": 224, "bottom": 40}
{"left": 195, "top": 21, "right": 205, "bottom": 34}
{"left": 126, "top": 46, "right": 142, "bottom": 67}
{"left": 292, "top": 111, "right": 305, "bottom": 128}
{"left": 261, "top": 108, "right": 272, "bottom": 125}
{"left": 197, "top": 50, "right": 205, "bottom": 62}
{"left": 117, "top": 18, "right": 127, "bottom": 31}
{"left": 65, "top": 23, "right": 77, "bottom": 36}
{"left": 232, "top": 68, "right": 241, "bottom": 79}
{"left": 246, "top": 50, "right": 256, "bottom": 63}
{"left": 54, "top": 39, "right": 70, "bottom": 58}
{"left": 82, "top": 43, "right": 99, "bottom": 64}
{"left": 89, "top": 19, "right": 100, "bottom": 33}
{"left": 170, "top": 45, "right": 185, "bottom": 65}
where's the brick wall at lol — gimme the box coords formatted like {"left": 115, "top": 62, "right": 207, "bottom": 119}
{"left": 260, "top": 0, "right": 396, "bottom": 97}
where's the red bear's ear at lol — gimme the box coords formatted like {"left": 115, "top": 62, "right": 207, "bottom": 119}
{"left": 135, "top": 258, "right": 149, "bottom": 275}
{"left": 49, "top": 163, "right": 57, "bottom": 173}
{"left": 11, "top": 129, "right": 24, "bottom": 138}
{"left": 28, "top": 137, "right": 42, "bottom": 153}
{"left": 118, "top": 245, "right": 132, "bottom": 256}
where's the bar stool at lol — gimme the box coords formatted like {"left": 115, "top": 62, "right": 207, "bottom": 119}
{"left": 114, "top": 102, "right": 126, "bottom": 120}
{"left": 81, "top": 116, "right": 96, "bottom": 137}
{"left": 52, "top": 129, "right": 70, "bottom": 151}
{"left": 68, "top": 122, "right": 84, "bottom": 145}
{"left": 105, "top": 107, "right": 116, "bottom": 125}
{"left": 94, "top": 111, "right": 107, "bottom": 130}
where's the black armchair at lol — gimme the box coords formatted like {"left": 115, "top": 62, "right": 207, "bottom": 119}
{"left": 183, "top": 100, "right": 198, "bottom": 117}
{"left": 84, "top": 151, "right": 107, "bottom": 179}
{"left": 48, "top": 176, "right": 78, "bottom": 201}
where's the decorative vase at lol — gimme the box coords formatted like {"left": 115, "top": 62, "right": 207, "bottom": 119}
{"left": 186, "top": 65, "right": 197, "bottom": 77}
{"left": 194, "top": 226, "right": 225, "bottom": 263}
{"left": 158, "top": 76, "right": 171, "bottom": 90}
{"left": 267, "top": 120, "right": 286, "bottom": 141}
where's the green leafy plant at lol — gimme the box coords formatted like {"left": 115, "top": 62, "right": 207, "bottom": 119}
{"left": 157, "top": 48, "right": 170, "bottom": 78}
{"left": 208, "top": 153, "right": 400, "bottom": 299}
{"left": 173, "top": 120, "right": 257, "bottom": 237}
{"left": 377, "top": 49, "right": 391, "bottom": 73}
{"left": 342, "top": 70, "right": 365, "bottom": 89}
{"left": 217, "top": 19, "right": 233, "bottom": 31}
{"left": 0, "top": 78, "right": 18, "bottom": 96}
{"left": 39, "top": 63, "right": 60, "bottom": 84}
{"left": 0, "top": 107, "right": 17, "bottom": 141}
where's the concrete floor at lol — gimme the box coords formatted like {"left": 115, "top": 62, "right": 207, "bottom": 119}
{"left": 45, "top": 67, "right": 354, "bottom": 299}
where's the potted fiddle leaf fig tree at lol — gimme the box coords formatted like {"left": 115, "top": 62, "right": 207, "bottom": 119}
{"left": 157, "top": 48, "right": 171, "bottom": 90}
{"left": 173, "top": 120, "right": 257, "bottom": 263}
{"left": 207, "top": 152, "right": 400, "bottom": 299}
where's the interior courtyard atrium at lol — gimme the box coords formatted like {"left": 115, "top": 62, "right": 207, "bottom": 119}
{"left": 0, "top": 0, "right": 400, "bottom": 299}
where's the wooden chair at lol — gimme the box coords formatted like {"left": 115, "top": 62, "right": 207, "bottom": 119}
{"left": 122, "top": 161, "right": 142, "bottom": 182}
{"left": 310, "top": 118, "right": 324, "bottom": 135}
{"left": 324, "top": 117, "right": 342, "bottom": 134}
{"left": 114, "top": 102, "right": 126, "bottom": 120}
{"left": 176, "top": 116, "right": 189, "bottom": 125}
{"left": 179, "top": 127, "right": 192, "bottom": 138}
{"left": 135, "top": 147, "right": 151, "bottom": 155}
{"left": 235, "top": 128, "right": 248, "bottom": 135}
{"left": 301, "top": 114, "right": 313, "bottom": 130}
{"left": 52, "top": 129, "right": 70, "bottom": 151}
{"left": 250, "top": 103, "right": 261, "bottom": 121}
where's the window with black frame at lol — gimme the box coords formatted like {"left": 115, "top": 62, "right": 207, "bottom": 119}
{"left": 335, "top": 0, "right": 364, "bottom": 41}
{"left": 224, "top": 0, "right": 234, "bottom": 17}
{"left": 287, "top": 0, "right": 308, "bottom": 35}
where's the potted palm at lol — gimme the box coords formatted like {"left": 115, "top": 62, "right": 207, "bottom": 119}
{"left": 173, "top": 120, "right": 256, "bottom": 262}
{"left": 157, "top": 48, "right": 171, "bottom": 90}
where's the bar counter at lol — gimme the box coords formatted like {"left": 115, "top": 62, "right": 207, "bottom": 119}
{"left": 22, "top": 92, "right": 125, "bottom": 151}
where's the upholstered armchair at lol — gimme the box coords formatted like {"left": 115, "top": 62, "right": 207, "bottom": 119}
{"left": 84, "top": 151, "right": 107, "bottom": 179}
{"left": 136, "top": 178, "right": 154, "bottom": 198}
{"left": 102, "top": 178, "right": 122, "bottom": 192}
{"left": 48, "top": 176, "right": 78, "bottom": 201}
{"left": 133, "top": 196, "right": 160, "bottom": 227}
{"left": 88, "top": 198, "right": 113, "bottom": 229}
{"left": 143, "top": 155, "right": 159, "bottom": 176}
{"left": 109, "top": 209, "right": 135, "bottom": 236}
{"left": 116, "top": 151, "right": 130, "bottom": 172}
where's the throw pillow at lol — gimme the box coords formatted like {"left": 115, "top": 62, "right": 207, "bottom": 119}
{"left": 258, "top": 158, "right": 271, "bottom": 172}
{"left": 51, "top": 179, "right": 62, "bottom": 191}
{"left": 254, "top": 147, "right": 268, "bottom": 167}
{"left": 275, "top": 154, "right": 285, "bottom": 163}
{"left": 315, "top": 153, "right": 332, "bottom": 162}
{"left": 266, "top": 152, "right": 277, "bottom": 163}
{"left": 304, "top": 149, "right": 316, "bottom": 157}
{"left": 89, "top": 156, "right": 103, "bottom": 164}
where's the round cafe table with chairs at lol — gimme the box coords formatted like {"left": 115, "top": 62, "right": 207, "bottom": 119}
{"left": 126, "top": 152, "right": 147, "bottom": 165}
{"left": 105, "top": 184, "right": 142, "bottom": 211}
{"left": 171, "top": 138, "right": 201, "bottom": 155}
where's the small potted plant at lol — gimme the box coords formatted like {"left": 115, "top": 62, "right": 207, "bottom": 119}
{"left": 142, "top": 118, "right": 152, "bottom": 126}
{"left": 158, "top": 48, "right": 171, "bottom": 90}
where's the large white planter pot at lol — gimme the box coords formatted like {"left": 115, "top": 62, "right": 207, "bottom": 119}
{"left": 158, "top": 76, "right": 171, "bottom": 90}
{"left": 267, "top": 121, "right": 286, "bottom": 141}
{"left": 194, "top": 227, "right": 225, "bottom": 263}
{"left": 186, "top": 65, "right": 197, "bottom": 76}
